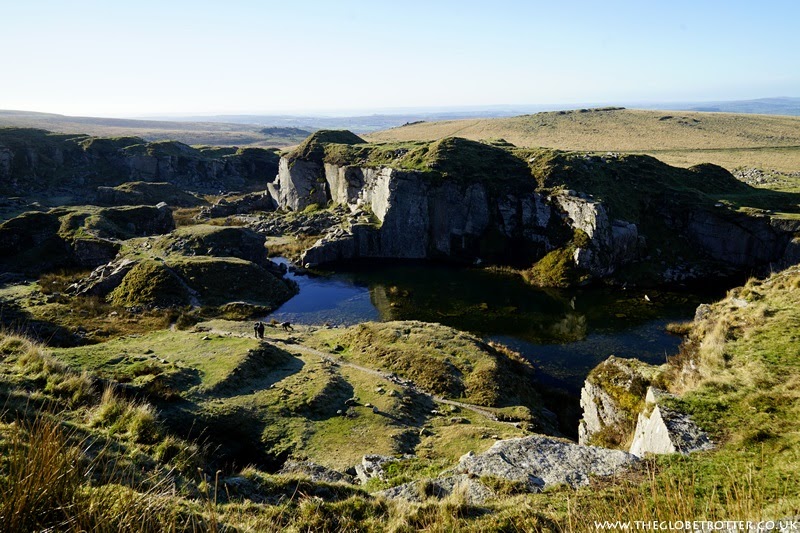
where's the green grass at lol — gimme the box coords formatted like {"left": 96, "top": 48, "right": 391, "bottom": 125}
{"left": 52, "top": 329, "right": 258, "bottom": 392}
{"left": 367, "top": 107, "right": 800, "bottom": 173}
{"left": 3, "top": 259, "right": 799, "bottom": 531}
{"left": 310, "top": 321, "right": 547, "bottom": 424}
{"left": 109, "top": 260, "right": 191, "bottom": 307}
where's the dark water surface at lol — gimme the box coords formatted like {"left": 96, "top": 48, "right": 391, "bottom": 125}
{"left": 269, "top": 259, "right": 721, "bottom": 396}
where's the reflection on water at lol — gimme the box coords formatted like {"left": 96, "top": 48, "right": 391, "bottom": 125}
{"left": 269, "top": 259, "right": 718, "bottom": 395}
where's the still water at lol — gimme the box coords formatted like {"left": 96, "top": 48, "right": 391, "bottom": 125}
{"left": 269, "top": 259, "right": 719, "bottom": 396}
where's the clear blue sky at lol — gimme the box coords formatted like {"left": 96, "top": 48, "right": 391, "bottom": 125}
{"left": 1, "top": 0, "right": 798, "bottom": 116}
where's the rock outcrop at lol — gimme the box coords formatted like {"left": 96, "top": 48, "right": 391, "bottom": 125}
{"left": 675, "top": 208, "right": 800, "bottom": 270}
{"left": 95, "top": 181, "right": 205, "bottom": 207}
{"left": 453, "top": 436, "right": 637, "bottom": 491}
{"left": 629, "top": 387, "right": 713, "bottom": 457}
{"left": 272, "top": 160, "right": 557, "bottom": 267}
{"left": 69, "top": 224, "right": 296, "bottom": 310}
{"left": 554, "top": 192, "right": 641, "bottom": 277}
{"left": 354, "top": 454, "right": 395, "bottom": 484}
{"left": 278, "top": 460, "right": 355, "bottom": 485}
{"left": 578, "top": 358, "right": 713, "bottom": 456}
{"left": 578, "top": 356, "right": 662, "bottom": 447}
{"left": 379, "top": 435, "right": 638, "bottom": 503}
{"left": 199, "top": 191, "right": 276, "bottom": 218}
{"left": 0, "top": 128, "right": 279, "bottom": 197}
{"left": 267, "top": 132, "right": 800, "bottom": 285}
{"left": 378, "top": 474, "right": 494, "bottom": 504}
{"left": 0, "top": 204, "right": 174, "bottom": 275}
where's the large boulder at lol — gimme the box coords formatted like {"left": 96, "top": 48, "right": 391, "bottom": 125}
{"left": 380, "top": 435, "right": 638, "bottom": 504}
{"left": 629, "top": 388, "right": 714, "bottom": 457}
{"left": 578, "top": 356, "right": 663, "bottom": 447}
{"left": 452, "top": 436, "right": 637, "bottom": 492}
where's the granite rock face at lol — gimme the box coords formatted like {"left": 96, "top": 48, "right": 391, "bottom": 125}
{"left": 453, "top": 436, "right": 637, "bottom": 492}
{"left": 554, "top": 192, "right": 641, "bottom": 277}
{"left": 268, "top": 137, "right": 800, "bottom": 281}
{"left": 379, "top": 435, "right": 638, "bottom": 504}
{"left": 0, "top": 130, "right": 279, "bottom": 196}
{"left": 682, "top": 210, "right": 800, "bottom": 268}
{"left": 577, "top": 356, "right": 660, "bottom": 446}
{"left": 629, "top": 388, "right": 714, "bottom": 457}
{"left": 270, "top": 158, "right": 557, "bottom": 267}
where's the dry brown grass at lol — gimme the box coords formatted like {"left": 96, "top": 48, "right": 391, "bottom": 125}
{"left": 266, "top": 234, "right": 321, "bottom": 261}
{"left": 367, "top": 108, "right": 800, "bottom": 172}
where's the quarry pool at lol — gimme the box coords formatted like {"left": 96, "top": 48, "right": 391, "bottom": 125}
{"left": 269, "top": 259, "right": 721, "bottom": 396}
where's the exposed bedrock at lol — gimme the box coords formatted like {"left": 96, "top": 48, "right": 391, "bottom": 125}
{"left": 578, "top": 355, "right": 713, "bottom": 457}
{"left": 271, "top": 157, "right": 631, "bottom": 271}
{"left": 378, "top": 435, "right": 638, "bottom": 504}
{"left": 267, "top": 138, "right": 800, "bottom": 282}
{"left": 0, "top": 129, "right": 280, "bottom": 195}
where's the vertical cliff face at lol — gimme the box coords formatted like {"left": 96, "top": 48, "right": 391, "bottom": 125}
{"left": 554, "top": 193, "right": 641, "bottom": 277}
{"left": 269, "top": 156, "right": 558, "bottom": 266}
{"left": 268, "top": 132, "right": 800, "bottom": 283}
{"left": 0, "top": 129, "right": 279, "bottom": 195}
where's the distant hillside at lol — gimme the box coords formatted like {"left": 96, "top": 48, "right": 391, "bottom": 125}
{"left": 0, "top": 110, "right": 309, "bottom": 148}
{"left": 367, "top": 108, "right": 800, "bottom": 173}
{"left": 684, "top": 96, "right": 800, "bottom": 115}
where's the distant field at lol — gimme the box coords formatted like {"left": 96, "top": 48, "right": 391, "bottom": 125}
{"left": 0, "top": 110, "right": 309, "bottom": 147}
{"left": 367, "top": 108, "right": 800, "bottom": 173}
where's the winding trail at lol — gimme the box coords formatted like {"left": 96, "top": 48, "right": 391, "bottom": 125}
{"left": 272, "top": 338, "right": 507, "bottom": 424}
{"left": 203, "top": 324, "right": 514, "bottom": 425}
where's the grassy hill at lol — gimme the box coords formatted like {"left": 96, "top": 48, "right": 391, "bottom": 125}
{"left": 367, "top": 108, "right": 800, "bottom": 175}
{"left": 2, "top": 265, "right": 798, "bottom": 530}
{"left": 0, "top": 110, "right": 310, "bottom": 148}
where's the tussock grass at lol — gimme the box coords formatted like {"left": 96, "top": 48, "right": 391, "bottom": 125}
{"left": 0, "top": 412, "right": 208, "bottom": 532}
{"left": 89, "top": 386, "right": 160, "bottom": 444}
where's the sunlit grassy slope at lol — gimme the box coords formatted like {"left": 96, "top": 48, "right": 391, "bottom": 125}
{"left": 367, "top": 108, "right": 800, "bottom": 174}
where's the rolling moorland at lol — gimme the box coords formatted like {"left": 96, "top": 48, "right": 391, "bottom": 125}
{"left": 0, "top": 112, "right": 799, "bottom": 531}
{"left": 0, "top": 110, "right": 312, "bottom": 148}
{"left": 367, "top": 107, "right": 800, "bottom": 176}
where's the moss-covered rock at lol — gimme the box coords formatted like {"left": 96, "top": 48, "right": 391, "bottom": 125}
{"left": 578, "top": 355, "right": 664, "bottom": 448}
{"left": 94, "top": 181, "right": 205, "bottom": 208}
{"left": 166, "top": 256, "right": 293, "bottom": 308}
{"left": 153, "top": 225, "right": 268, "bottom": 265}
{"left": 108, "top": 260, "right": 191, "bottom": 307}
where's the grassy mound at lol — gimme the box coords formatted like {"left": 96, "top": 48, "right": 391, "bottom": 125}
{"left": 108, "top": 260, "right": 190, "bottom": 308}
{"left": 153, "top": 224, "right": 268, "bottom": 265}
{"left": 367, "top": 107, "right": 800, "bottom": 173}
{"left": 166, "top": 256, "right": 292, "bottom": 308}
{"left": 287, "top": 129, "right": 367, "bottom": 162}
{"left": 312, "top": 321, "right": 543, "bottom": 414}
